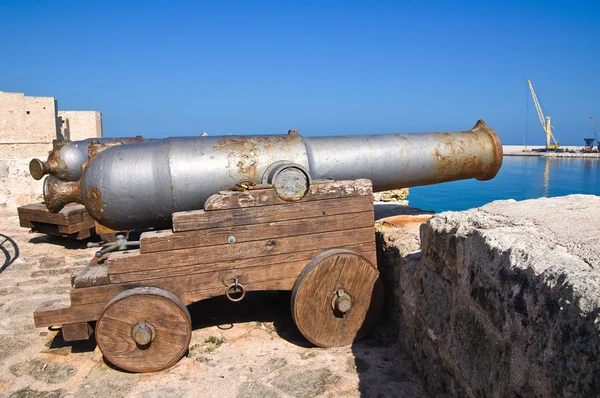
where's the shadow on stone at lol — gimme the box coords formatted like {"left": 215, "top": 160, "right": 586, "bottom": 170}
{"left": 28, "top": 234, "right": 94, "bottom": 250}
{"left": 48, "top": 327, "right": 97, "bottom": 354}
{"left": 187, "top": 291, "right": 312, "bottom": 348}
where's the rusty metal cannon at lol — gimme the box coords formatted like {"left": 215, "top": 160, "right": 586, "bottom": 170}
{"left": 34, "top": 120, "right": 502, "bottom": 373}
{"left": 19, "top": 137, "right": 152, "bottom": 240}
{"left": 43, "top": 120, "right": 502, "bottom": 230}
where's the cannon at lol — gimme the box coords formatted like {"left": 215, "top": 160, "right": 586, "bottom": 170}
{"left": 29, "top": 136, "right": 151, "bottom": 182}
{"left": 33, "top": 120, "right": 502, "bottom": 373}
{"left": 43, "top": 120, "right": 502, "bottom": 230}
{"left": 19, "top": 137, "right": 152, "bottom": 241}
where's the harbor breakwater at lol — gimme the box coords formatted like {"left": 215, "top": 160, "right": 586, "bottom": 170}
{"left": 503, "top": 145, "right": 600, "bottom": 158}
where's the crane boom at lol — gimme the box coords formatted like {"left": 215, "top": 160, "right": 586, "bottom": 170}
{"left": 526, "top": 79, "right": 560, "bottom": 149}
{"left": 591, "top": 117, "right": 599, "bottom": 142}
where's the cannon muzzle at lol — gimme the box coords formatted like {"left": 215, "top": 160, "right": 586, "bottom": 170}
{"left": 43, "top": 120, "right": 503, "bottom": 230}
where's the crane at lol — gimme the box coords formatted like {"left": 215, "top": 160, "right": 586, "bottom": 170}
{"left": 526, "top": 79, "right": 560, "bottom": 150}
{"left": 589, "top": 117, "right": 600, "bottom": 152}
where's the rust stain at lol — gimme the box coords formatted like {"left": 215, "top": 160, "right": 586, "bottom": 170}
{"left": 432, "top": 121, "right": 503, "bottom": 183}
{"left": 38, "top": 148, "right": 71, "bottom": 180}
{"left": 214, "top": 137, "right": 266, "bottom": 181}
{"left": 85, "top": 186, "right": 106, "bottom": 220}
{"left": 88, "top": 140, "right": 125, "bottom": 162}
{"left": 43, "top": 177, "right": 82, "bottom": 213}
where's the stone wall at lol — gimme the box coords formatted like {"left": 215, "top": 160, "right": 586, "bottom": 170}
{"left": 0, "top": 91, "right": 102, "bottom": 208}
{"left": 378, "top": 195, "right": 600, "bottom": 397}
{"left": 57, "top": 110, "right": 102, "bottom": 141}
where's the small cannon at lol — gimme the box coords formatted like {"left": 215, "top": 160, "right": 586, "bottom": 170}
{"left": 19, "top": 137, "right": 152, "bottom": 241}
{"left": 33, "top": 120, "right": 502, "bottom": 373}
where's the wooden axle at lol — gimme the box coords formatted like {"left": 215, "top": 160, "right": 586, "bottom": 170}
{"left": 33, "top": 179, "right": 384, "bottom": 372}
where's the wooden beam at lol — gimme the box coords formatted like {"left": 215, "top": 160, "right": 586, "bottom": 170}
{"left": 33, "top": 300, "right": 105, "bottom": 327}
{"left": 72, "top": 264, "right": 109, "bottom": 288}
{"left": 61, "top": 322, "right": 93, "bottom": 341}
{"left": 73, "top": 248, "right": 376, "bottom": 306}
{"left": 204, "top": 179, "right": 373, "bottom": 211}
{"left": 112, "top": 243, "right": 377, "bottom": 283}
{"left": 141, "top": 210, "right": 374, "bottom": 253}
{"left": 173, "top": 195, "right": 373, "bottom": 232}
{"left": 108, "top": 226, "right": 375, "bottom": 274}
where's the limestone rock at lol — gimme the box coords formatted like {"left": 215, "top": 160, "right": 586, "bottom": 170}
{"left": 384, "top": 194, "right": 600, "bottom": 397}
{"left": 373, "top": 188, "right": 409, "bottom": 204}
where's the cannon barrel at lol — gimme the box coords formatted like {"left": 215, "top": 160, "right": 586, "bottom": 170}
{"left": 29, "top": 137, "right": 152, "bottom": 181}
{"left": 43, "top": 120, "right": 502, "bottom": 230}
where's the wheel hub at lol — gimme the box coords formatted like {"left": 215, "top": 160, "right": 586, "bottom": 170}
{"left": 132, "top": 321, "right": 156, "bottom": 347}
{"left": 331, "top": 289, "right": 352, "bottom": 314}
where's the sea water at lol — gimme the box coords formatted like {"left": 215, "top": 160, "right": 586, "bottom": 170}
{"left": 408, "top": 157, "right": 600, "bottom": 212}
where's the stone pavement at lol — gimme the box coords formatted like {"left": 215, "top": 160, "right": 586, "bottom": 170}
{"left": 0, "top": 210, "right": 428, "bottom": 398}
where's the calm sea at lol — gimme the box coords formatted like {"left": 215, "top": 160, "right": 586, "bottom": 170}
{"left": 408, "top": 156, "right": 600, "bottom": 212}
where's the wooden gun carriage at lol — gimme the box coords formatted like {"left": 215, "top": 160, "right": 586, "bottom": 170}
{"left": 32, "top": 121, "right": 503, "bottom": 373}
{"left": 34, "top": 179, "right": 384, "bottom": 373}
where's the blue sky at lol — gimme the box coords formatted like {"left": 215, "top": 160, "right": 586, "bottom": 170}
{"left": 1, "top": 0, "right": 599, "bottom": 144}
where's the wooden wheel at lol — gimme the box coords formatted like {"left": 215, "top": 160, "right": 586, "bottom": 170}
{"left": 291, "top": 249, "right": 384, "bottom": 347}
{"left": 96, "top": 287, "right": 192, "bottom": 373}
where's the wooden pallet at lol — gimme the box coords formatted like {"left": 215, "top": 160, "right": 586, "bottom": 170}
{"left": 33, "top": 179, "right": 384, "bottom": 372}
{"left": 17, "top": 203, "right": 95, "bottom": 240}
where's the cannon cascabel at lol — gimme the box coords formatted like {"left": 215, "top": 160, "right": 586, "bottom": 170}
{"left": 42, "top": 120, "right": 503, "bottom": 230}
{"left": 29, "top": 137, "right": 152, "bottom": 181}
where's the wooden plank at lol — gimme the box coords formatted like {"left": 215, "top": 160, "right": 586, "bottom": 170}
{"left": 17, "top": 203, "right": 47, "bottom": 211}
{"left": 204, "top": 179, "right": 373, "bottom": 211}
{"left": 76, "top": 228, "right": 92, "bottom": 240}
{"left": 62, "top": 322, "right": 93, "bottom": 341}
{"left": 18, "top": 207, "right": 84, "bottom": 226}
{"left": 177, "top": 277, "right": 297, "bottom": 305}
{"left": 57, "top": 217, "right": 96, "bottom": 234}
{"left": 19, "top": 219, "right": 34, "bottom": 228}
{"left": 33, "top": 300, "right": 105, "bottom": 327}
{"left": 30, "top": 223, "right": 88, "bottom": 240}
{"left": 112, "top": 243, "right": 376, "bottom": 283}
{"left": 70, "top": 282, "right": 142, "bottom": 306}
{"left": 73, "top": 264, "right": 109, "bottom": 287}
{"left": 173, "top": 195, "right": 373, "bottom": 232}
{"left": 73, "top": 248, "right": 376, "bottom": 306}
{"left": 141, "top": 210, "right": 374, "bottom": 253}
{"left": 108, "top": 225, "right": 375, "bottom": 274}
{"left": 18, "top": 203, "right": 87, "bottom": 216}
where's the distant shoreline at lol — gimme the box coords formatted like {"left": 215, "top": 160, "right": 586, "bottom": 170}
{"left": 502, "top": 145, "right": 600, "bottom": 158}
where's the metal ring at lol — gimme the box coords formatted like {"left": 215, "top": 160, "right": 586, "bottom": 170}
{"left": 225, "top": 282, "right": 246, "bottom": 302}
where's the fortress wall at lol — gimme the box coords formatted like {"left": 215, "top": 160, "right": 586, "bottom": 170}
{"left": 0, "top": 91, "right": 102, "bottom": 208}
{"left": 58, "top": 110, "right": 102, "bottom": 141}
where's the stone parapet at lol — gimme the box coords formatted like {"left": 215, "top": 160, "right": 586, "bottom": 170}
{"left": 379, "top": 195, "right": 600, "bottom": 397}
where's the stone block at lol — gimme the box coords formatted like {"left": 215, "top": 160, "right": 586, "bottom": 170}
{"left": 0, "top": 91, "right": 59, "bottom": 143}
{"left": 0, "top": 160, "right": 8, "bottom": 178}
{"left": 58, "top": 110, "right": 102, "bottom": 141}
